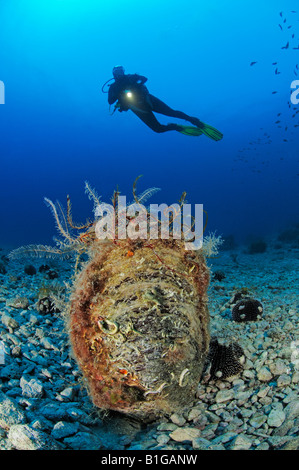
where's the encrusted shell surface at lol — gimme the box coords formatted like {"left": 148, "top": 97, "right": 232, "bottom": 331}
{"left": 69, "top": 239, "right": 210, "bottom": 420}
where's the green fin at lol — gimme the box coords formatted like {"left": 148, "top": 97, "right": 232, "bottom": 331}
{"left": 200, "top": 123, "right": 223, "bottom": 141}
{"left": 178, "top": 126, "right": 204, "bottom": 136}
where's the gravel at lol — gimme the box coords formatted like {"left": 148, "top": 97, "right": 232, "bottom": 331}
{"left": 0, "top": 240, "right": 299, "bottom": 450}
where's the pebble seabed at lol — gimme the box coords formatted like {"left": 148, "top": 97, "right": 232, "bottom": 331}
{"left": 0, "top": 239, "right": 298, "bottom": 451}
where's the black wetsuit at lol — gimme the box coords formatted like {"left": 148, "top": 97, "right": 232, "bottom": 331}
{"left": 108, "top": 73, "right": 202, "bottom": 133}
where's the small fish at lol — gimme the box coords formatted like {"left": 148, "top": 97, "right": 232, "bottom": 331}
{"left": 288, "top": 25, "right": 292, "bottom": 29}
{"left": 277, "top": 112, "right": 282, "bottom": 116}
{"left": 296, "top": 64, "right": 299, "bottom": 69}
{"left": 283, "top": 139, "right": 288, "bottom": 142}
{"left": 275, "top": 120, "right": 281, "bottom": 123}
{"left": 281, "top": 42, "right": 289, "bottom": 49}
{"left": 272, "top": 91, "right": 278, "bottom": 94}
{"left": 291, "top": 11, "right": 296, "bottom": 13}
{"left": 292, "top": 34, "right": 295, "bottom": 38}
{"left": 294, "top": 70, "right": 298, "bottom": 76}
{"left": 279, "top": 11, "right": 283, "bottom": 17}
{"left": 278, "top": 24, "right": 283, "bottom": 30}
{"left": 293, "top": 46, "right": 299, "bottom": 50}
{"left": 283, "top": 18, "right": 286, "bottom": 23}
{"left": 272, "top": 62, "right": 278, "bottom": 65}
{"left": 275, "top": 68, "right": 280, "bottom": 74}
{"left": 250, "top": 61, "right": 257, "bottom": 66}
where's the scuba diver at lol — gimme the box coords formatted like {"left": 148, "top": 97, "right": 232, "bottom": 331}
{"left": 103, "top": 66, "right": 223, "bottom": 140}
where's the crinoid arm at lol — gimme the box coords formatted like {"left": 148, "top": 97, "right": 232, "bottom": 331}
{"left": 67, "top": 195, "right": 93, "bottom": 231}
{"left": 8, "top": 244, "right": 66, "bottom": 260}
{"left": 84, "top": 181, "right": 101, "bottom": 211}
{"left": 132, "top": 175, "right": 160, "bottom": 205}
{"left": 202, "top": 232, "right": 223, "bottom": 257}
{"left": 44, "top": 197, "right": 75, "bottom": 244}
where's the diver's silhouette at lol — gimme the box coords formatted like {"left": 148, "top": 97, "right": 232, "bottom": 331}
{"left": 104, "top": 66, "right": 223, "bottom": 140}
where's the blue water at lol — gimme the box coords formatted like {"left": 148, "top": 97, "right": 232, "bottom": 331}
{"left": 0, "top": 0, "right": 298, "bottom": 249}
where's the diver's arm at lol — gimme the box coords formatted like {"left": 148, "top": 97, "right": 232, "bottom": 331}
{"left": 135, "top": 74, "right": 148, "bottom": 85}
{"left": 108, "top": 83, "right": 118, "bottom": 105}
{"left": 128, "top": 74, "right": 148, "bottom": 85}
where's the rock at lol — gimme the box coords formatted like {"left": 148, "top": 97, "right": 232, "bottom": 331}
{"left": 46, "top": 269, "right": 58, "bottom": 280}
{"left": 235, "top": 390, "right": 253, "bottom": 404}
{"left": 63, "top": 432, "right": 103, "bottom": 450}
{"left": 169, "top": 427, "right": 201, "bottom": 443}
{"left": 257, "top": 386, "right": 270, "bottom": 398}
{"left": 0, "top": 392, "right": 27, "bottom": 430}
{"left": 211, "top": 432, "right": 238, "bottom": 445}
{"left": 40, "top": 336, "right": 59, "bottom": 351}
{"left": 0, "top": 262, "right": 7, "bottom": 274}
{"left": 20, "top": 376, "right": 44, "bottom": 398}
{"left": 157, "top": 422, "right": 178, "bottom": 432}
{"left": 38, "top": 264, "right": 50, "bottom": 272}
{"left": 292, "top": 371, "right": 299, "bottom": 383}
{"left": 6, "top": 297, "right": 29, "bottom": 309}
{"left": 8, "top": 424, "right": 62, "bottom": 450}
{"left": 269, "top": 359, "right": 287, "bottom": 376}
{"left": 39, "top": 403, "right": 69, "bottom": 422}
{"left": 249, "top": 412, "right": 267, "bottom": 428}
{"left": 272, "top": 419, "right": 294, "bottom": 437}
{"left": 277, "top": 373, "right": 291, "bottom": 387}
{"left": 228, "top": 434, "right": 253, "bottom": 450}
{"left": 200, "top": 423, "right": 218, "bottom": 440}
{"left": 267, "top": 435, "right": 294, "bottom": 448}
{"left": 255, "top": 442, "right": 270, "bottom": 450}
{"left": 267, "top": 408, "right": 286, "bottom": 428}
{"left": 192, "top": 437, "right": 213, "bottom": 450}
{"left": 11, "top": 345, "right": 22, "bottom": 357}
{"left": 1, "top": 314, "right": 19, "bottom": 330}
{"left": 156, "top": 433, "right": 170, "bottom": 445}
{"left": 65, "top": 406, "right": 94, "bottom": 425}
{"left": 257, "top": 366, "right": 273, "bottom": 382}
{"left": 29, "top": 314, "right": 39, "bottom": 325}
{"left": 284, "top": 400, "right": 299, "bottom": 420}
{"left": 169, "top": 413, "right": 186, "bottom": 426}
{"left": 51, "top": 421, "right": 79, "bottom": 439}
{"left": 215, "top": 389, "right": 234, "bottom": 404}
{"left": 278, "top": 436, "right": 299, "bottom": 450}
{"left": 59, "top": 387, "right": 76, "bottom": 401}
{"left": 187, "top": 407, "right": 203, "bottom": 421}
{"left": 243, "top": 370, "right": 255, "bottom": 379}
{"left": 0, "top": 363, "right": 22, "bottom": 380}
{"left": 24, "top": 265, "right": 36, "bottom": 275}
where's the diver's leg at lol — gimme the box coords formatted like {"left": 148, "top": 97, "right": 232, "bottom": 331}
{"left": 131, "top": 109, "right": 182, "bottom": 133}
{"left": 148, "top": 94, "right": 204, "bottom": 127}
